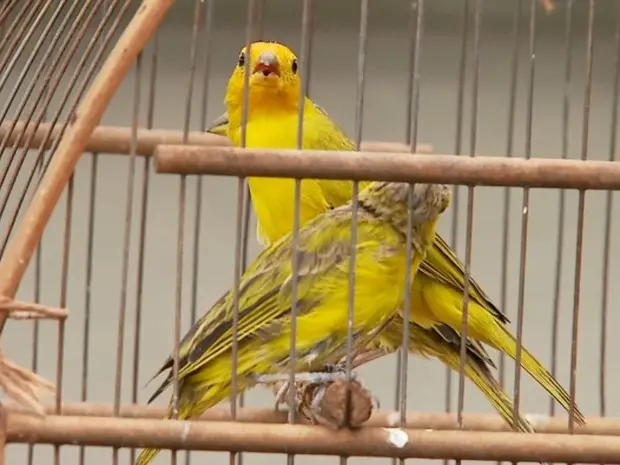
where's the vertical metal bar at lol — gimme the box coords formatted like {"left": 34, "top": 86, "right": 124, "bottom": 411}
{"left": 401, "top": 4, "right": 423, "bottom": 465}
{"left": 568, "top": 0, "right": 594, "bottom": 434}
{"left": 398, "top": 0, "right": 424, "bottom": 427}
{"left": 404, "top": 0, "right": 424, "bottom": 423}
{"left": 513, "top": 0, "right": 537, "bottom": 441}
{"left": 130, "top": 30, "right": 159, "bottom": 465}
{"left": 236, "top": 4, "right": 265, "bottom": 455}
{"left": 113, "top": 19, "right": 142, "bottom": 465}
{"left": 79, "top": 5, "right": 107, "bottom": 465}
{"left": 450, "top": 0, "right": 470, "bottom": 239}
{"left": 54, "top": 174, "right": 74, "bottom": 465}
{"left": 600, "top": 2, "right": 620, "bottom": 419}
{"left": 231, "top": 4, "right": 258, "bottom": 465}
{"left": 513, "top": 8, "right": 537, "bottom": 460}
{"left": 397, "top": 9, "right": 423, "bottom": 462}
{"left": 79, "top": 151, "right": 97, "bottom": 465}
{"left": 343, "top": 0, "right": 367, "bottom": 463}
{"left": 178, "top": 3, "right": 204, "bottom": 464}
{"left": 456, "top": 0, "right": 481, "bottom": 441}
{"left": 444, "top": 4, "right": 469, "bottom": 445}
{"left": 185, "top": 4, "right": 213, "bottom": 465}
{"left": 550, "top": 0, "right": 574, "bottom": 418}
{"left": 171, "top": 172, "right": 185, "bottom": 465}
{"left": 498, "top": 0, "right": 522, "bottom": 408}
{"left": 26, "top": 148, "right": 43, "bottom": 464}
{"left": 287, "top": 4, "right": 314, "bottom": 465}
{"left": 193, "top": 0, "right": 214, "bottom": 326}
{"left": 168, "top": 7, "right": 205, "bottom": 465}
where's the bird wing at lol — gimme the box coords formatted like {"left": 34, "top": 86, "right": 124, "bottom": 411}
{"left": 432, "top": 323, "right": 496, "bottom": 369}
{"left": 205, "top": 111, "right": 229, "bottom": 136}
{"left": 419, "top": 234, "right": 509, "bottom": 324}
{"left": 172, "top": 212, "right": 368, "bottom": 384}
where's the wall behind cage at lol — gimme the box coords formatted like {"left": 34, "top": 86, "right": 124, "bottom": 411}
{"left": 3, "top": 1, "right": 620, "bottom": 465}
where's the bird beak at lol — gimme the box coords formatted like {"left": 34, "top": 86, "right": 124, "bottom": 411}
{"left": 252, "top": 50, "right": 281, "bottom": 77}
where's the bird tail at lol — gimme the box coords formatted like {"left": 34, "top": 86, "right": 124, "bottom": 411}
{"left": 135, "top": 382, "right": 231, "bottom": 465}
{"left": 458, "top": 356, "right": 534, "bottom": 433}
{"left": 494, "top": 328, "right": 586, "bottom": 426}
{"left": 435, "top": 343, "right": 535, "bottom": 433}
{"left": 380, "top": 319, "right": 536, "bottom": 434}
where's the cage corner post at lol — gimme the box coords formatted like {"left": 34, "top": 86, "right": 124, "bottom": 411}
{"left": 0, "top": 0, "right": 178, "bottom": 323}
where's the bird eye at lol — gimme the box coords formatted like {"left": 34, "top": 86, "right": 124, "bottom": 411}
{"left": 238, "top": 52, "right": 245, "bottom": 68}
{"left": 291, "top": 59, "right": 298, "bottom": 74}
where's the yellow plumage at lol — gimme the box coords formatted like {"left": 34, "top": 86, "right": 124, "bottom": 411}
{"left": 213, "top": 40, "right": 585, "bottom": 429}
{"left": 135, "top": 180, "right": 450, "bottom": 465}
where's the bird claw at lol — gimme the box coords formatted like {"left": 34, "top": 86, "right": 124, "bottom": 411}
{"left": 273, "top": 381, "right": 292, "bottom": 411}
{"left": 309, "top": 384, "right": 326, "bottom": 412}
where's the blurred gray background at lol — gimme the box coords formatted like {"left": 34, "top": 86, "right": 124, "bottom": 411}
{"left": 3, "top": 0, "right": 620, "bottom": 464}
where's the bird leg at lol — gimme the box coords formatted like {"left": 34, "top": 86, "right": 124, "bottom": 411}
{"left": 273, "top": 380, "right": 292, "bottom": 411}
{"left": 252, "top": 368, "right": 361, "bottom": 413}
{"left": 251, "top": 370, "right": 358, "bottom": 386}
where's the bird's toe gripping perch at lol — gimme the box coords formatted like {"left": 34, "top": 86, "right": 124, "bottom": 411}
{"left": 252, "top": 369, "right": 375, "bottom": 428}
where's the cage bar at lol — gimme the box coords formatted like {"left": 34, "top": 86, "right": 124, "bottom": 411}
{"left": 5, "top": 403, "right": 619, "bottom": 436}
{"left": 154, "top": 145, "right": 620, "bottom": 190}
{"left": 7, "top": 412, "right": 620, "bottom": 463}
{"left": 0, "top": 121, "right": 434, "bottom": 157}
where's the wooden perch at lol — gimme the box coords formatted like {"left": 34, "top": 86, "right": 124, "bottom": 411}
{"left": 266, "top": 348, "right": 387, "bottom": 428}
{"left": 0, "top": 298, "right": 68, "bottom": 321}
{"left": 270, "top": 376, "right": 375, "bottom": 429}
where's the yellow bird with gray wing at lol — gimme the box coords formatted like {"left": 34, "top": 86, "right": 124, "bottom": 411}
{"left": 210, "top": 40, "right": 585, "bottom": 428}
{"left": 135, "top": 180, "right": 450, "bottom": 465}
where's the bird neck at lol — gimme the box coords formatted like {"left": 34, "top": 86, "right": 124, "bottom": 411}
{"left": 226, "top": 94, "right": 313, "bottom": 132}
{"left": 357, "top": 184, "right": 440, "bottom": 257}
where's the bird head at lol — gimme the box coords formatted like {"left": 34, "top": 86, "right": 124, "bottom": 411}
{"left": 225, "top": 41, "right": 301, "bottom": 117}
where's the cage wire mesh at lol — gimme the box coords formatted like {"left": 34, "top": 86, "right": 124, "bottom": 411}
{"left": 1, "top": 0, "right": 620, "bottom": 464}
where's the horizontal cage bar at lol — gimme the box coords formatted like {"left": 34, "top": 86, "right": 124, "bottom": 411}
{"left": 6, "top": 409, "right": 620, "bottom": 463}
{"left": 154, "top": 144, "right": 620, "bottom": 190}
{"left": 6, "top": 403, "right": 618, "bottom": 437}
{"left": 0, "top": 120, "right": 433, "bottom": 157}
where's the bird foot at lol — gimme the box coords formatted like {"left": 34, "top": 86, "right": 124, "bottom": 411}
{"left": 251, "top": 370, "right": 359, "bottom": 387}
{"left": 273, "top": 380, "right": 292, "bottom": 411}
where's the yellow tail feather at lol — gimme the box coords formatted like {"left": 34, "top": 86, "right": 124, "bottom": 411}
{"left": 460, "top": 359, "right": 534, "bottom": 433}
{"left": 495, "top": 328, "right": 585, "bottom": 426}
{"left": 434, "top": 347, "right": 534, "bottom": 433}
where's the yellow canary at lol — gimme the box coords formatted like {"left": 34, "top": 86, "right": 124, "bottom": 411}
{"left": 212, "top": 40, "right": 585, "bottom": 427}
{"left": 136, "top": 181, "right": 450, "bottom": 465}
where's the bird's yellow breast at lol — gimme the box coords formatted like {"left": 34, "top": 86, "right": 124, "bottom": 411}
{"left": 228, "top": 110, "right": 331, "bottom": 245}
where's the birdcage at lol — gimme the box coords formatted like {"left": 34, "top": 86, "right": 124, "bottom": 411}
{"left": 1, "top": 1, "right": 620, "bottom": 465}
